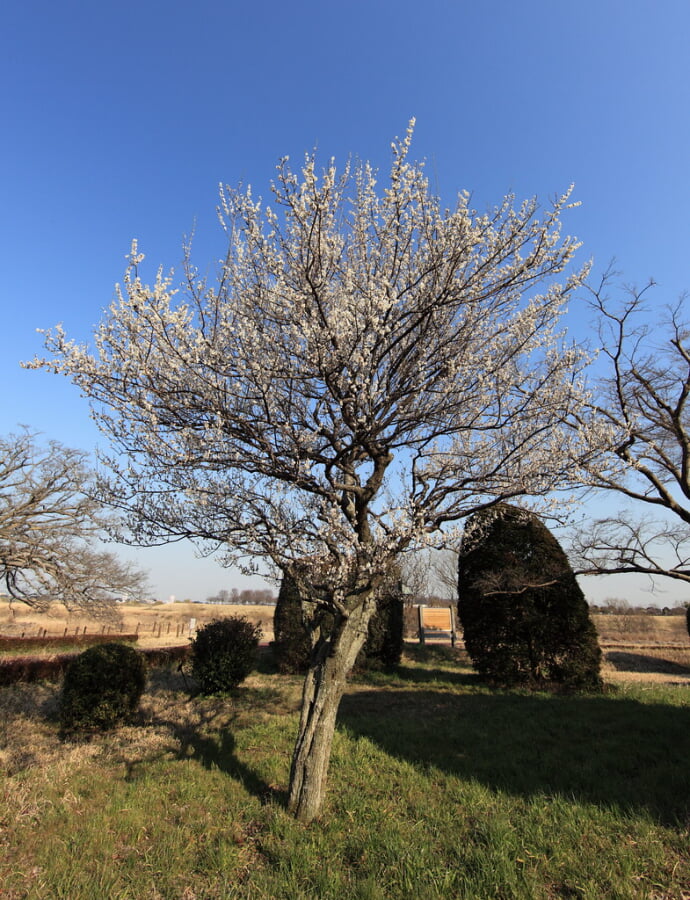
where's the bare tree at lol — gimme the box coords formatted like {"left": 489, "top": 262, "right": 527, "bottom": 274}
{"left": 0, "top": 430, "right": 148, "bottom": 614}
{"left": 401, "top": 547, "right": 459, "bottom": 603}
{"left": 571, "top": 271, "right": 690, "bottom": 585}
{"left": 31, "top": 124, "right": 593, "bottom": 821}
{"left": 430, "top": 548, "right": 460, "bottom": 602}
{"left": 399, "top": 549, "right": 432, "bottom": 603}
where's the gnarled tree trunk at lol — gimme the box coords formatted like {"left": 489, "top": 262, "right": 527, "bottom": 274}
{"left": 287, "top": 600, "right": 375, "bottom": 823}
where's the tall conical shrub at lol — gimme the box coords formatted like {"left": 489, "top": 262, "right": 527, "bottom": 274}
{"left": 273, "top": 569, "right": 403, "bottom": 673}
{"left": 458, "top": 504, "right": 602, "bottom": 690}
{"left": 359, "top": 579, "right": 404, "bottom": 669}
{"left": 272, "top": 573, "right": 320, "bottom": 674}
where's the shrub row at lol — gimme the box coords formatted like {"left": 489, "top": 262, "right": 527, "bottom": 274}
{"left": 0, "top": 653, "right": 77, "bottom": 686}
{"left": 141, "top": 644, "right": 191, "bottom": 668}
{"left": 57, "top": 619, "right": 261, "bottom": 731}
{"left": 0, "top": 642, "right": 189, "bottom": 686}
{"left": 0, "top": 633, "right": 138, "bottom": 652}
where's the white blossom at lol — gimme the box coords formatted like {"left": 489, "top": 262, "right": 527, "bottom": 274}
{"left": 29, "top": 125, "right": 597, "bottom": 821}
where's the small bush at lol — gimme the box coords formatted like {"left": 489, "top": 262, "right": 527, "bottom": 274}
{"left": 191, "top": 616, "right": 262, "bottom": 694}
{"left": 60, "top": 642, "right": 147, "bottom": 731}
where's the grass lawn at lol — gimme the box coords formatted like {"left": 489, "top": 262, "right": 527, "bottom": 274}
{"left": 1, "top": 646, "right": 689, "bottom": 899}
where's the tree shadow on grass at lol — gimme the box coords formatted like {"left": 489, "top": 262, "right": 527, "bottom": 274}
{"left": 391, "top": 664, "right": 478, "bottom": 688}
{"left": 133, "top": 668, "right": 288, "bottom": 807}
{"left": 352, "top": 644, "right": 478, "bottom": 688}
{"left": 338, "top": 687, "right": 690, "bottom": 826}
{"left": 171, "top": 715, "right": 286, "bottom": 806}
{"left": 605, "top": 651, "right": 690, "bottom": 676}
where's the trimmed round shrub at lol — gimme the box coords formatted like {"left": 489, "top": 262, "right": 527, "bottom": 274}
{"left": 273, "top": 570, "right": 404, "bottom": 673}
{"left": 458, "top": 504, "right": 602, "bottom": 690}
{"left": 60, "top": 642, "right": 147, "bottom": 732}
{"left": 191, "top": 616, "right": 262, "bottom": 694}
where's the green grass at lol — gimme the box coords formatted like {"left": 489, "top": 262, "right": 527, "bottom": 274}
{"left": 0, "top": 648, "right": 689, "bottom": 899}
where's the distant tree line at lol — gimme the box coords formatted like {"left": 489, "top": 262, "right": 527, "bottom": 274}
{"left": 204, "top": 588, "right": 276, "bottom": 605}
{"left": 591, "top": 601, "right": 687, "bottom": 616}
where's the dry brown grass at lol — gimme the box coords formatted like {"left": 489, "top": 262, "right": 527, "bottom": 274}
{"left": 0, "top": 665, "right": 302, "bottom": 794}
{"left": 591, "top": 612, "right": 688, "bottom": 646}
{"left": 599, "top": 643, "right": 690, "bottom": 685}
{"left": 589, "top": 613, "right": 690, "bottom": 685}
{"left": 0, "top": 598, "right": 276, "bottom": 647}
{"left": 2, "top": 600, "right": 689, "bottom": 686}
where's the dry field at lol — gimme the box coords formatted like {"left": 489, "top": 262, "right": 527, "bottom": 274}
{"left": 592, "top": 612, "right": 690, "bottom": 685}
{"left": 0, "top": 599, "right": 276, "bottom": 648}
{"left": 1, "top": 599, "right": 689, "bottom": 685}
{"left": 592, "top": 611, "right": 688, "bottom": 645}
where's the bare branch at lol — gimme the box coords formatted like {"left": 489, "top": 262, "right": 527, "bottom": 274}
{"left": 572, "top": 273, "right": 690, "bottom": 582}
{"left": 0, "top": 429, "right": 148, "bottom": 614}
{"left": 28, "top": 125, "right": 593, "bottom": 820}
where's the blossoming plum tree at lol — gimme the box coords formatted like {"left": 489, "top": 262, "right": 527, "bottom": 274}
{"left": 32, "top": 124, "right": 593, "bottom": 821}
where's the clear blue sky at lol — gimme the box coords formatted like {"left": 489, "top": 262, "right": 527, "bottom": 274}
{"left": 2, "top": 0, "right": 689, "bottom": 604}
